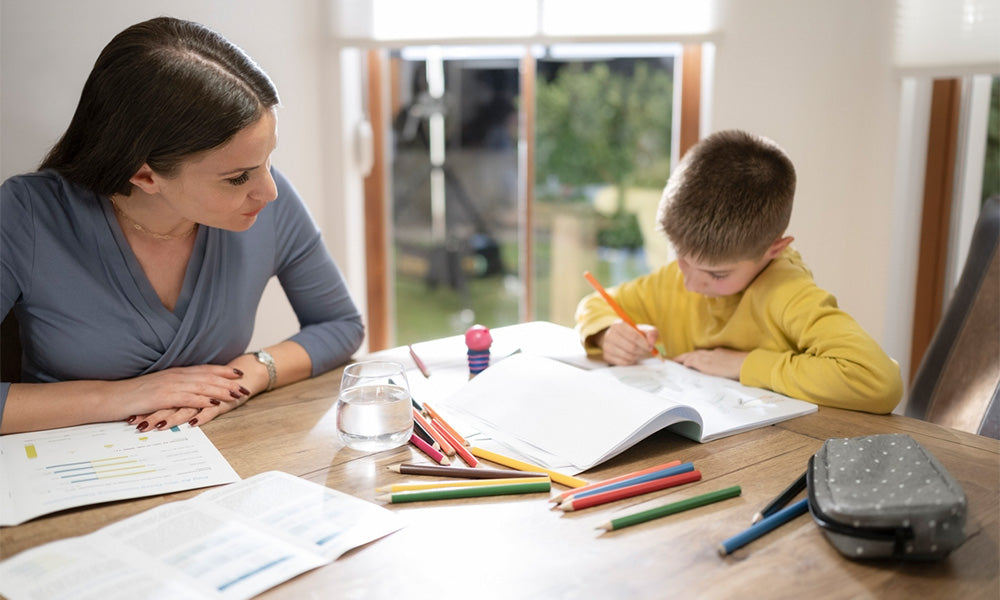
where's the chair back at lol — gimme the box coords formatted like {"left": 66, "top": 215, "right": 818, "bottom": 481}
{"left": 906, "top": 196, "right": 1000, "bottom": 438}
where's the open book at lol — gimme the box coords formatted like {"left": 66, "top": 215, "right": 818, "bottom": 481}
{"left": 438, "top": 352, "right": 817, "bottom": 474}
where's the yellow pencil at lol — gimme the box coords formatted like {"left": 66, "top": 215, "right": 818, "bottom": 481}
{"left": 470, "top": 446, "right": 588, "bottom": 488}
{"left": 376, "top": 476, "right": 550, "bottom": 493}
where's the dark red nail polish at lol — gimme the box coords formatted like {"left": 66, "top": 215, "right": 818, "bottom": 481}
{"left": 233, "top": 368, "right": 244, "bottom": 376}
{"left": 239, "top": 386, "right": 251, "bottom": 396}
{"left": 136, "top": 421, "right": 149, "bottom": 431}
{"left": 155, "top": 421, "right": 167, "bottom": 429}
{"left": 188, "top": 418, "right": 199, "bottom": 426}
{"left": 229, "top": 390, "right": 241, "bottom": 399}
{"left": 126, "top": 415, "right": 137, "bottom": 424}
{"left": 210, "top": 399, "right": 221, "bottom": 406}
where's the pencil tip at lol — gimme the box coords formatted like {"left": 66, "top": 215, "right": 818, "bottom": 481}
{"left": 751, "top": 513, "right": 762, "bottom": 524}
{"left": 387, "top": 464, "right": 401, "bottom": 472}
{"left": 375, "top": 494, "right": 391, "bottom": 502}
{"left": 717, "top": 544, "right": 729, "bottom": 557}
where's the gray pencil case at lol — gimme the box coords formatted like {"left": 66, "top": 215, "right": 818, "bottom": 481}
{"left": 807, "top": 433, "right": 967, "bottom": 560}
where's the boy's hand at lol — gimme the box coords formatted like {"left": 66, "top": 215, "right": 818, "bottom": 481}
{"left": 596, "top": 322, "right": 659, "bottom": 366}
{"left": 673, "top": 348, "right": 748, "bottom": 380}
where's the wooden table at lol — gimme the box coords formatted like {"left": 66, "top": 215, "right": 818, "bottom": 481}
{"left": 2, "top": 368, "right": 997, "bottom": 599}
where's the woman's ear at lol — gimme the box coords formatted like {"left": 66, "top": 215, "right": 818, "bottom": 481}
{"left": 127, "top": 164, "right": 160, "bottom": 194}
{"left": 765, "top": 235, "right": 795, "bottom": 259}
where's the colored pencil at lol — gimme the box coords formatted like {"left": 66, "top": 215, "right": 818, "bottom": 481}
{"left": 413, "top": 408, "right": 454, "bottom": 456}
{"left": 377, "top": 476, "right": 549, "bottom": 492}
{"left": 557, "top": 470, "right": 702, "bottom": 511}
{"left": 551, "top": 460, "right": 683, "bottom": 503}
{"left": 409, "top": 433, "right": 449, "bottom": 465}
{"left": 752, "top": 471, "right": 807, "bottom": 524}
{"left": 411, "top": 418, "right": 440, "bottom": 450}
{"left": 718, "top": 497, "right": 809, "bottom": 556}
{"left": 377, "top": 480, "right": 551, "bottom": 503}
{"left": 470, "top": 446, "right": 589, "bottom": 488}
{"left": 583, "top": 270, "right": 659, "bottom": 357}
{"left": 431, "top": 419, "right": 479, "bottom": 467}
{"left": 565, "top": 463, "right": 694, "bottom": 501}
{"left": 408, "top": 344, "right": 431, "bottom": 378}
{"left": 423, "top": 402, "right": 469, "bottom": 447}
{"left": 388, "top": 463, "right": 550, "bottom": 479}
{"left": 598, "top": 485, "right": 743, "bottom": 531}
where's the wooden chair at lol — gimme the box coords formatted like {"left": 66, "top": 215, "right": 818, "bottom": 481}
{"left": 906, "top": 196, "right": 999, "bottom": 438}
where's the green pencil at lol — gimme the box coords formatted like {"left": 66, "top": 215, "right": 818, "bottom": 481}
{"left": 597, "top": 485, "right": 742, "bottom": 531}
{"left": 377, "top": 480, "right": 552, "bottom": 503}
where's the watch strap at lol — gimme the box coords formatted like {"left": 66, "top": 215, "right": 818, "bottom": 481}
{"left": 252, "top": 350, "right": 277, "bottom": 392}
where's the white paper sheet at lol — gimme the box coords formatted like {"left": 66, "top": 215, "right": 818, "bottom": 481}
{"left": 0, "top": 421, "right": 240, "bottom": 526}
{"left": 0, "top": 471, "right": 406, "bottom": 600}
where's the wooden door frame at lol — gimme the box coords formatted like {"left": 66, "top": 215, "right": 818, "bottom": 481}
{"left": 910, "top": 78, "right": 962, "bottom": 380}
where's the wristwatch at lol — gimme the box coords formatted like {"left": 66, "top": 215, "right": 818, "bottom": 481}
{"left": 252, "top": 350, "right": 277, "bottom": 392}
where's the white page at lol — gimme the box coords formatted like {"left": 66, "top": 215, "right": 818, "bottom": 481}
{"left": 439, "top": 353, "right": 702, "bottom": 472}
{"left": 0, "top": 471, "right": 405, "bottom": 600}
{"left": 0, "top": 421, "right": 240, "bottom": 526}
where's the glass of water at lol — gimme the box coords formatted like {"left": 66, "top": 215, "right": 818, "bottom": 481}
{"left": 336, "top": 360, "right": 413, "bottom": 452}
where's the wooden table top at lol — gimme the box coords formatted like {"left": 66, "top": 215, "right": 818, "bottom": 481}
{"left": 2, "top": 367, "right": 997, "bottom": 599}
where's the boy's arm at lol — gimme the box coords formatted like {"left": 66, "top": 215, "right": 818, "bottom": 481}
{"left": 739, "top": 285, "right": 903, "bottom": 414}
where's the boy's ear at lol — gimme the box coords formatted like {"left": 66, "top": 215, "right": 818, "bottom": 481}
{"left": 127, "top": 164, "right": 160, "bottom": 194}
{"left": 764, "top": 235, "right": 794, "bottom": 259}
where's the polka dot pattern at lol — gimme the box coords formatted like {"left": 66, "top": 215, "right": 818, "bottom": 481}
{"left": 810, "top": 433, "right": 967, "bottom": 560}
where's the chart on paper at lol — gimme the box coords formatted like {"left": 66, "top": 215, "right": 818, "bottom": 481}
{"left": 0, "top": 421, "right": 239, "bottom": 526}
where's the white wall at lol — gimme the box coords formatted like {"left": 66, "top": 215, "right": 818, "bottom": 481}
{"left": 0, "top": 0, "right": 359, "bottom": 353}
{"left": 2, "top": 0, "right": 922, "bottom": 400}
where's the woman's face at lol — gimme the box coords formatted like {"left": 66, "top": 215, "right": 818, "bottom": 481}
{"left": 157, "top": 108, "right": 279, "bottom": 231}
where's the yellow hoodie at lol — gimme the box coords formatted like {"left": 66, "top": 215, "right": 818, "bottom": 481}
{"left": 575, "top": 248, "right": 902, "bottom": 414}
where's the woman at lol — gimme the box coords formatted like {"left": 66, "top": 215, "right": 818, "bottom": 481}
{"left": 0, "top": 17, "right": 364, "bottom": 434}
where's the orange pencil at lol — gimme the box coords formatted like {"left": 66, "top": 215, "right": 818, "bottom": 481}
{"left": 413, "top": 408, "right": 454, "bottom": 456}
{"left": 431, "top": 420, "right": 479, "bottom": 467}
{"left": 423, "top": 402, "right": 469, "bottom": 446}
{"left": 583, "top": 271, "right": 659, "bottom": 357}
{"left": 550, "top": 459, "right": 683, "bottom": 504}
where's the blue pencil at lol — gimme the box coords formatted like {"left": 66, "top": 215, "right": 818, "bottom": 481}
{"left": 568, "top": 463, "right": 695, "bottom": 500}
{"left": 717, "top": 497, "right": 809, "bottom": 556}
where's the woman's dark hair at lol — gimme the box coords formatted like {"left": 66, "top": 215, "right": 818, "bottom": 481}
{"left": 40, "top": 17, "right": 280, "bottom": 196}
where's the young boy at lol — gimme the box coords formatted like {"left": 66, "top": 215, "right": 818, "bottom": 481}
{"left": 575, "top": 130, "right": 902, "bottom": 414}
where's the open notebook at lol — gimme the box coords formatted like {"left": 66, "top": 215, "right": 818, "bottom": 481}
{"left": 438, "top": 352, "right": 817, "bottom": 474}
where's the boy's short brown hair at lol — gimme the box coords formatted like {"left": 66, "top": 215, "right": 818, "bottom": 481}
{"left": 658, "top": 129, "right": 796, "bottom": 263}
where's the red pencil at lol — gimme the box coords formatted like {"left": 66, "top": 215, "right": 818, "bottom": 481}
{"left": 551, "top": 459, "right": 683, "bottom": 503}
{"left": 583, "top": 271, "right": 658, "bottom": 357}
{"left": 409, "top": 433, "right": 450, "bottom": 465}
{"left": 557, "top": 470, "right": 702, "bottom": 511}
{"left": 413, "top": 408, "right": 455, "bottom": 456}
{"left": 431, "top": 419, "right": 479, "bottom": 467}
{"left": 408, "top": 344, "right": 431, "bottom": 378}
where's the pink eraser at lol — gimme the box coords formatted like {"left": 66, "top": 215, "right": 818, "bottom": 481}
{"left": 465, "top": 324, "right": 493, "bottom": 351}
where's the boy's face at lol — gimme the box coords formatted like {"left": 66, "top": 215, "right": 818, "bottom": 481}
{"left": 676, "top": 253, "right": 773, "bottom": 297}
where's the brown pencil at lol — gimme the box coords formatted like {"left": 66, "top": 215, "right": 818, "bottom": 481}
{"left": 388, "top": 463, "right": 549, "bottom": 479}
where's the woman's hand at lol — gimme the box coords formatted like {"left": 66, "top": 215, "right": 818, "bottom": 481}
{"left": 594, "top": 322, "right": 659, "bottom": 366}
{"left": 121, "top": 365, "right": 250, "bottom": 431}
{"left": 673, "top": 348, "right": 748, "bottom": 380}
